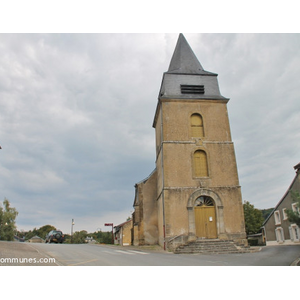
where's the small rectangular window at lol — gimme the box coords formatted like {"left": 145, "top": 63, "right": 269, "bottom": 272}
{"left": 282, "top": 208, "right": 288, "bottom": 220}
{"left": 292, "top": 203, "right": 299, "bottom": 213}
{"left": 274, "top": 210, "right": 281, "bottom": 225}
{"left": 290, "top": 224, "right": 300, "bottom": 241}
{"left": 181, "top": 85, "right": 204, "bottom": 94}
{"left": 275, "top": 227, "right": 284, "bottom": 243}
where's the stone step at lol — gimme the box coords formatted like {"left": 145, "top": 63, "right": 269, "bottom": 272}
{"left": 175, "top": 249, "right": 245, "bottom": 254}
{"left": 174, "top": 239, "right": 251, "bottom": 254}
{"left": 175, "top": 245, "right": 238, "bottom": 249}
{"left": 183, "top": 246, "right": 238, "bottom": 251}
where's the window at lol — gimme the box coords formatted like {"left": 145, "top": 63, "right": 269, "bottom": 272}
{"left": 274, "top": 210, "right": 281, "bottom": 225}
{"left": 282, "top": 208, "right": 288, "bottom": 220}
{"left": 292, "top": 203, "right": 299, "bottom": 213}
{"left": 194, "top": 196, "right": 214, "bottom": 207}
{"left": 193, "top": 150, "right": 208, "bottom": 177}
{"left": 190, "top": 113, "right": 204, "bottom": 138}
{"left": 289, "top": 224, "right": 299, "bottom": 242}
{"left": 275, "top": 227, "right": 284, "bottom": 243}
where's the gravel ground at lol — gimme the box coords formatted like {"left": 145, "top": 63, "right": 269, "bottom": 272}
{"left": 0, "top": 241, "right": 58, "bottom": 266}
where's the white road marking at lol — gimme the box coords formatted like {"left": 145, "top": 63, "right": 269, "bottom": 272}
{"left": 102, "top": 249, "right": 150, "bottom": 255}
{"left": 127, "top": 250, "right": 149, "bottom": 255}
{"left": 102, "top": 251, "right": 118, "bottom": 255}
{"left": 115, "top": 250, "right": 135, "bottom": 255}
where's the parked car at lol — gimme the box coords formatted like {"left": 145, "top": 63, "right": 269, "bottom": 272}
{"left": 45, "top": 230, "right": 64, "bottom": 244}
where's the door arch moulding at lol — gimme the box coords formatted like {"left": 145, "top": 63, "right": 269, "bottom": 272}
{"left": 187, "top": 188, "right": 225, "bottom": 241}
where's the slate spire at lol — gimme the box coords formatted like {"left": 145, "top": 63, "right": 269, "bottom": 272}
{"left": 168, "top": 33, "right": 215, "bottom": 75}
{"left": 156, "top": 33, "right": 227, "bottom": 105}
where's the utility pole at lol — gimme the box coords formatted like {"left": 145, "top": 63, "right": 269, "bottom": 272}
{"left": 71, "top": 219, "right": 74, "bottom": 243}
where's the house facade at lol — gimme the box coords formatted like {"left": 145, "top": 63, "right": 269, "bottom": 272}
{"left": 114, "top": 219, "right": 133, "bottom": 246}
{"left": 262, "top": 163, "right": 300, "bottom": 245}
{"left": 132, "top": 34, "right": 247, "bottom": 251}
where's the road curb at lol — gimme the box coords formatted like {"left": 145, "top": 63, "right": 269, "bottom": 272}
{"left": 91, "top": 243, "right": 169, "bottom": 253}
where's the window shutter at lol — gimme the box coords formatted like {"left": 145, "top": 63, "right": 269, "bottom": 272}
{"left": 191, "top": 114, "right": 204, "bottom": 137}
{"left": 194, "top": 150, "right": 208, "bottom": 177}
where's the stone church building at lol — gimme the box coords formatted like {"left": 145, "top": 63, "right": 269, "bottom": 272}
{"left": 132, "top": 34, "right": 247, "bottom": 251}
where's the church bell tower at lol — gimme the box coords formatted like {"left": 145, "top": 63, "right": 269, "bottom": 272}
{"left": 152, "top": 34, "right": 247, "bottom": 248}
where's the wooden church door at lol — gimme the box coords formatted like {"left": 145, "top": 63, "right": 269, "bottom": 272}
{"left": 194, "top": 196, "right": 217, "bottom": 239}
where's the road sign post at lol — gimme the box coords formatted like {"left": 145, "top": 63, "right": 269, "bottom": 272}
{"left": 104, "top": 223, "right": 114, "bottom": 244}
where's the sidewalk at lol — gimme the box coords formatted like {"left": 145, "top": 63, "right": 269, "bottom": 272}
{"left": 0, "top": 241, "right": 58, "bottom": 266}
{"left": 117, "top": 244, "right": 168, "bottom": 253}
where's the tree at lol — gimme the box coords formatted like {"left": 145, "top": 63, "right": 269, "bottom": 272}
{"left": 243, "top": 201, "right": 264, "bottom": 236}
{"left": 36, "top": 225, "right": 57, "bottom": 239}
{"left": 91, "top": 230, "right": 114, "bottom": 244}
{"left": 24, "top": 224, "right": 57, "bottom": 240}
{"left": 72, "top": 230, "right": 88, "bottom": 244}
{"left": 286, "top": 190, "right": 300, "bottom": 227}
{"left": 0, "top": 198, "right": 18, "bottom": 241}
{"left": 261, "top": 208, "right": 274, "bottom": 220}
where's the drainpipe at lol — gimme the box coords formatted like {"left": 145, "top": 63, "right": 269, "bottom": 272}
{"left": 160, "top": 100, "right": 166, "bottom": 250}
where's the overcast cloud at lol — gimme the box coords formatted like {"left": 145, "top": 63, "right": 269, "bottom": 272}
{"left": 0, "top": 33, "right": 299, "bottom": 233}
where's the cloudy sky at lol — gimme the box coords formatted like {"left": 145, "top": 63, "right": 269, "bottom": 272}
{"left": 0, "top": 33, "right": 299, "bottom": 234}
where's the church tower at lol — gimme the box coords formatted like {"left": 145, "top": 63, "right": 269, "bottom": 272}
{"left": 152, "top": 34, "right": 247, "bottom": 249}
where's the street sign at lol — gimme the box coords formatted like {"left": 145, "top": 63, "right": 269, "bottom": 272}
{"left": 104, "top": 223, "right": 114, "bottom": 244}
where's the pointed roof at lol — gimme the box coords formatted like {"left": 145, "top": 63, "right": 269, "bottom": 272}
{"left": 263, "top": 163, "right": 300, "bottom": 226}
{"left": 153, "top": 33, "right": 228, "bottom": 128}
{"left": 167, "top": 34, "right": 216, "bottom": 75}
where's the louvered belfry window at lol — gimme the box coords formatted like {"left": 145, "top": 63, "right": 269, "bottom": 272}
{"left": 190, "top": 113, "right": 204, "bottom": 137}
{"left": 181, "top": 84, "right": 204, "bottom": 94}
{"left": 194, "top": 150, "right": 208, "bottom": 177}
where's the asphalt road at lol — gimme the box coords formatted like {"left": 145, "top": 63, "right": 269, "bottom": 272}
{"left": 28, "top": 243, "right": 300, "bottom": 266}
{"left": 0, "top": 241, "right": 57, "bottom": 266}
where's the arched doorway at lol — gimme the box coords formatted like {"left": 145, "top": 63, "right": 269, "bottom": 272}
{"left": 194, "top": 196, "right": 217, "bottom": 239}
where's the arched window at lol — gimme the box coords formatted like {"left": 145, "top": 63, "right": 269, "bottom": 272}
{"left": 190, "top": 113, "right": 204, "bottom": 138}
{"left": 194, "top": 196, "right": 214, "bottom": 207}
{"left": 193, "top": 150, "right": 208, "bottom": 177}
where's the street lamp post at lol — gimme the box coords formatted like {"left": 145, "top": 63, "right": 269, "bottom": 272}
{"left": 71, "top": 219, "right": 75, "bottom": 244}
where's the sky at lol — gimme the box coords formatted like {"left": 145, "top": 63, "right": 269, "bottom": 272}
{"left": 0, "top": 33, "right": 300, "bottom": 234}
